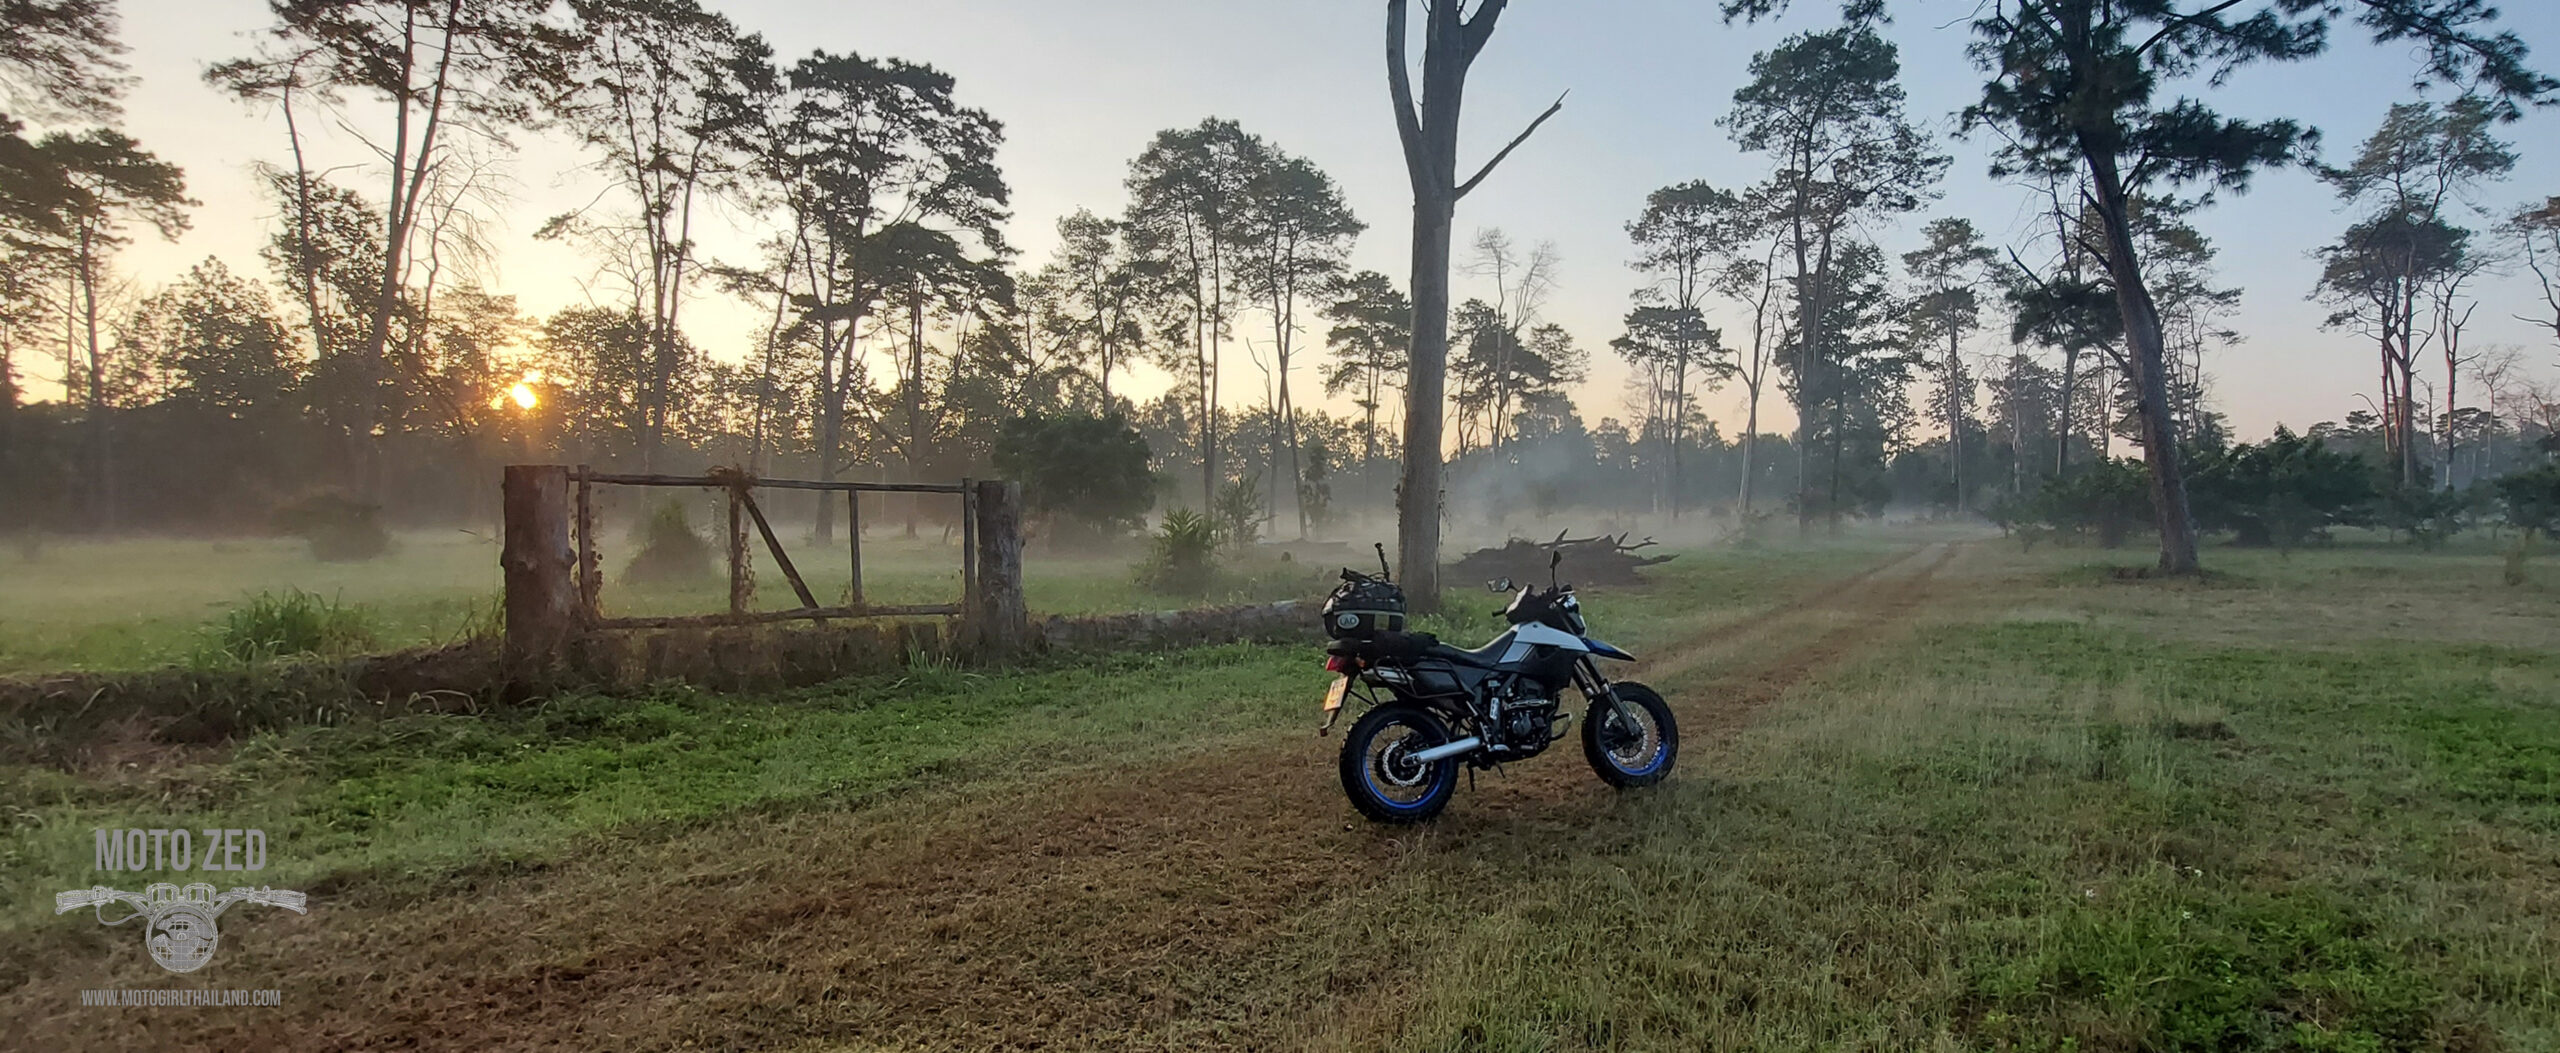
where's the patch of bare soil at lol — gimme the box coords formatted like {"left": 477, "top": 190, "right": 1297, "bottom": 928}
{"left": 0, "top": 546, "right": 1964, "bottom": 1052}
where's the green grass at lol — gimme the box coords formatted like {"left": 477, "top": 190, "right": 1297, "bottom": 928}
{"left": 0, "top": 530, "right": 1330, "bottom": 676}
{"left": 0, "top": 537, "right": 1883, "bottom": 934}
{"left": 16, "top": 530, "right": 2551, "bottom": 1049}
{"left": 0, "top": 534, "right": 502, "bottom": 675}
{"left": 0, "top": 645, "right": 1313, "bottom": 919}
{"left": 1294, "top": 548, "right": 2560, "bottom": 1052}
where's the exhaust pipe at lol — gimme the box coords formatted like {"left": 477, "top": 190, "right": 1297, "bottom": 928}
{"left": 1411, "top": 737, "right": 1482, "bottom": 763}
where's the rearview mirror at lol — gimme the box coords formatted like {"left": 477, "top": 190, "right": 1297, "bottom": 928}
{"left": 1487, "top": 578, "right": 1513, "bottom": 592}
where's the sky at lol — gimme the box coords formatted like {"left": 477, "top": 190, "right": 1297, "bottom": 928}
{"left": 68, "top": 0, "right": 2560, "bottom": 442}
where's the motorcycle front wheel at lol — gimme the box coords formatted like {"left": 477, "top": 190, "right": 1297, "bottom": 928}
{"left": 1339, "top": 703, "right": 1462, "bottom": 824}
{"left": 1584, "top": 681, "right": 1678, "bottom": 788}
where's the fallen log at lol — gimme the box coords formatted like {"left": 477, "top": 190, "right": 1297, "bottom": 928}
{"left": 1446, "top": 530, "right": 1673, "bottom": 588}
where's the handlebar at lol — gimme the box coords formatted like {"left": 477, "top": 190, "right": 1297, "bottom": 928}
{"left": 56, "top": 887, "right": 128, "bottom": 914}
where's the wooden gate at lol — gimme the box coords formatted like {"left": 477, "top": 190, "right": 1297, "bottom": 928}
{"left": 499, "top": 465, "right": 1025, "bottom": 672}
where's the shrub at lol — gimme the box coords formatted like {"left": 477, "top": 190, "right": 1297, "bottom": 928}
{"left": 205, "top": 589, "right": 380, "bottom": 663}
{"left": 2496, "top": 461, "right": 2560, "bottom": 586}
{"left": 1211, "top": 472, "right": 1264, "bottom": 551}
{"left": 2187, "top": 428, "right": 2376, "bottom": 547}
{"left": 2032, "top": 459, "right": 2153, "bottom": 548}
{"left": 2496, "top": 460, "right": 2560, "bottom": 538}
{"left": 621, "top": 500, "right": 716, "bottom": 586}
{"left": 2375, "top": 484, "right": 2476, "bottom": 548}
{"left": 272, "top": 490, "right": 392, "bottom": 562}
{"left": 1137, "top": 509, "right": 1220, "bottom": 597}
{"left": 992, "top": 412, "right": 1156, "bottom": 550}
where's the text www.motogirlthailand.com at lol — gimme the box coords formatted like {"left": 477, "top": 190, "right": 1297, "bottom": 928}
{"left": 79, "top": 988, "right": 282, "bottom": 1007}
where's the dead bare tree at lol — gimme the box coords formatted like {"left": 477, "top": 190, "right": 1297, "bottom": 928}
{"left": 1385, "top": 0, "right": 1561, "bottom": 613}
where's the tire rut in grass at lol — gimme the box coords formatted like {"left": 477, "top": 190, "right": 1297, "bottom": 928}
{"left": 1451, "top": 542, "right": 1959, "bottom": 825}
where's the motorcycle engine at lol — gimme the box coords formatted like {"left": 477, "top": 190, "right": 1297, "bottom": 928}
{"left": 1488, "top": 681, "right": 1560, "bottom": 757}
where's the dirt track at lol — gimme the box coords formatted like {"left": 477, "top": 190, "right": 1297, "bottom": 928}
{"left": 4, "top": 544, "right": 1963, "bottom": 1052}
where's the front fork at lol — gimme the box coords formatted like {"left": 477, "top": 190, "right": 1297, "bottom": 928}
{"left": 1575, "top": 660, "right": 1641, "bottom": 731}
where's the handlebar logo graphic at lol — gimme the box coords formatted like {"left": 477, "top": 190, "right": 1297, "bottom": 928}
{"left": 57, "top": 883, "right": 309, "bottom": 973}
{"left": 60, "top": 828, "right": 308, "bottom": 974}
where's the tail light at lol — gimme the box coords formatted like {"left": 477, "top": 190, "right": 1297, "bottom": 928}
{"left": 1324, "top": 655, "right": 1354, "bottom": 674}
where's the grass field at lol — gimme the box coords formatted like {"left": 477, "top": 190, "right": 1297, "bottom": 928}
{"left": 0, "top": 529, "right": 1325, "bottom": 676}
{"left": 3, "top": 529, "right": 2556, "bottom": 1050}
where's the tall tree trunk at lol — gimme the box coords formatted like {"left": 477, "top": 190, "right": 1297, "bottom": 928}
{"left": 2087, "top": 152, "right": 2201, "bottom": 574}
{"left": 2056, "top": 344, "right": 2078, "bottom": 477}
{"left": 2385, "top": 277, "right": 2406, "bottom": 484}
{"left": 1791, "top": 220, "right": 1839, "bottom": 534}
{"left": 747, "top": 241, "right": 795, "bottom": 475}
{"left": 77, "top": 228, "right": 110, "bottom": 530}
{"left": 815, "top": 333, "right": 842, "bottom": 539}
{"left": 1386, "top": 0, "right": 1548, "bottom": 611}
{"left": 279, "top": 74, "right": 329, "bottom": 369}
{"left": 1947, "top": 318, "right": 1964, "bottom": 512}
{"left": 1738, "top": 389, "right": 1759, "bottom": 515}
{"left": 908, "top": 291, "right": 925, "bottom": 538}
{"left": 1362, "top": 375, "right": 1380, "bottom": 514}
{"left": 1669, "top": 350, "right": 1687, "bottom": 521}
{"left": 1790, "top": 213, "right": 1814, "bottom": 537}
{"left": 1827, "top": 385, "right": 1845, "bottom": 534}
{"left": 1398, "top": 196, "right": 1454, "bottom": 604}
{"left": 356, "top": 0, "right": 461, "bottom": 504}
{"left": 1282, "top": 379, "right": 1305, "bottom": 538}
{"left": 1196, "top": 298, "right": 1214, "bottom": 511}
{"left": 2441, "top": 327, "right": 2459, "bottom": 490}
{"left": 2010, "top": 364, "right": 2026, "bottom": 496}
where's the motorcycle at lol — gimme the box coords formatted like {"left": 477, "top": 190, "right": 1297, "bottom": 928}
{"left": 1318, "top": 545, "right": 1678, "bottom": 823}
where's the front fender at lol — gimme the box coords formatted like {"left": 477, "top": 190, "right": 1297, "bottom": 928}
{"left": 1582, "top": 637, "right": 1636, "bottom": 661}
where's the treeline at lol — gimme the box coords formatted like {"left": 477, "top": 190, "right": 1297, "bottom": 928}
{"left": 3, "top": 1, "right": 2558, "bottom": 556}
{"left": 0, "top": 0, "right": 1431, "bottom": 537}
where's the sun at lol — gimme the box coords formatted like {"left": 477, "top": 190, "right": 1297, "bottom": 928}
{"left": 508, "top": 382, "right": 538, "bottom": 410}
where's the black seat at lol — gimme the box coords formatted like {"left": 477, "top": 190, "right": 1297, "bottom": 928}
{"left": 1428, "top": 637, "right": 1510, "bottom": 668}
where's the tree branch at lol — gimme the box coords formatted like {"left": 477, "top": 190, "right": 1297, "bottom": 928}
{"left": 1386, "top": 0, "right": 1427, "bottom": 185}
{"left": 2135, "top": 0, "right": 2253, "bottom": 59}
{"left": 1461, "top": 0, "right": 1511, "bottom": 65}
{"left": 1454, "top": 91, "right": 1566, "bottom": 200}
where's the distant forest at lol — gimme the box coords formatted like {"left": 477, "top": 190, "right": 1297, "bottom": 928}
{"left": 3, "top": 1, "right": 2557, "bottom": 555}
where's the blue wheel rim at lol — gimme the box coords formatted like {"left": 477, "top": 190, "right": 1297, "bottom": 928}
{"left": 1361, "top": 717, "right": 1450, "bottom": 810}
{"left": 1603, "top": 704, "right": 1667, "bottom": 776}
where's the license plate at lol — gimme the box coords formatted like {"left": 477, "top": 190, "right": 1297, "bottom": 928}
{"left": 1322, "top": 677, "right": 1350, "bottom": 712}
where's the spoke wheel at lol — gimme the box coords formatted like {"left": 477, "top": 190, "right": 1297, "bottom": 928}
{"left": 1339, "top": 704, "right": 1461, "bottom": 823}
{"left": 1583, "top": 682, "right": 1678, "bottom": 788}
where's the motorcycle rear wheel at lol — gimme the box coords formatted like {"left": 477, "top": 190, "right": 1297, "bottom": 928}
{"left": 1584, "top": 682, "right": 1678, "bottom": 788}
{"left": 1339, "top": 703, "right": 1461, "bottom": 823}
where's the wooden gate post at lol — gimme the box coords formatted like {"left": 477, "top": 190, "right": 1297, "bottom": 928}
{"left": 502, "top": 464, "right": 578, "bottom": 675}
{"left": 969, "top": 479, "right": 1027, "bottom": 655}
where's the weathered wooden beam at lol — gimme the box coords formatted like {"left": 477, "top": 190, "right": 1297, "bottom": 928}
{"left": 501, "top": 465, "right": 578, "bottom": 674}
{"left": 572, "top": 471, "right": 964, "bottom": 495}
{"left": 592, "top": 604, "right": 960, "bottom": 630}
{"left": 969, "top": 479, "right": 1026, "bottom": 655}
{"left": 846, "top": 490, "right": 864, "bottom": 607}
{"left": 726, "top": 489, "right": 749, "bottom": 617}
{"left": 574, "top": 468, "right": 601, "bottom": 626}
{"left": 738, "top": 489, "right": 820, "bottom": 611}
{"left": 960, "top": 478, "right": 978, "bottom": 611}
